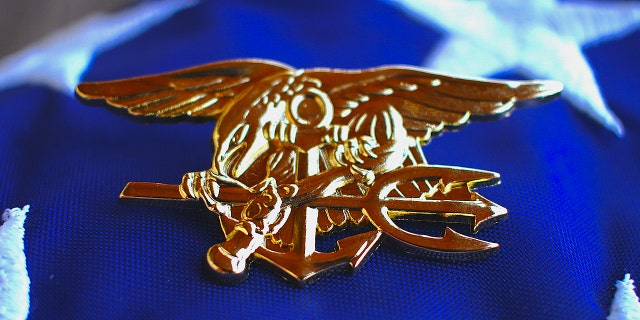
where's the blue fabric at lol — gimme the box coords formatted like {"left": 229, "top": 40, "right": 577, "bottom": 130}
{"left": 1, "top": 0, "right": 639, "bottom": 318}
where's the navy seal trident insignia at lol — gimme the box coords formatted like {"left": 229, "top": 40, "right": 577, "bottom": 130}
{"left": 76, "top": 59, "right": 562, "bottom": 285}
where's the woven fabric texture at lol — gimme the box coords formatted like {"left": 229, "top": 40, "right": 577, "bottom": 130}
{"left": 1, "top": 0, "right": 639, "bottom": 319}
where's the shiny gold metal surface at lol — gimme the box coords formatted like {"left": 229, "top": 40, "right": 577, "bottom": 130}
{"left": 76, "top": 59, "right": 562, "bottom": 285}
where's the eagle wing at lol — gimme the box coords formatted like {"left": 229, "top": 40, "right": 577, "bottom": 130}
{"left": 76, "top": 59, "right": 293, "bottom": 118}
{"left": 300, "top": 66, "right": 562, "bottom": 234}
{"left": 304, "top": 66, "right": 562, "bottom": 141}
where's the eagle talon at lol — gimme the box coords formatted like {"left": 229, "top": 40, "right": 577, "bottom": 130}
{"left": 180, "top": 170, "right": 226, "bottom": 212}
{"left": 76, "top": 58, "right": 562, "bottom": 284}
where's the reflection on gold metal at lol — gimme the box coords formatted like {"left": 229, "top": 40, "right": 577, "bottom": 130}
{"left": 76, "top": 59, "right": 562, "bottom": 285}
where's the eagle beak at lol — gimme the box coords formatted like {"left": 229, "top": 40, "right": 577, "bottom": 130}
{"left": 233, "top": 139, "right": 267, "bottom": 178}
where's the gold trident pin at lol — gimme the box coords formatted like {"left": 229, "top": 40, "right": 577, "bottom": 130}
{"left": 76, "top": 59, "right": 562, "bottom": 285}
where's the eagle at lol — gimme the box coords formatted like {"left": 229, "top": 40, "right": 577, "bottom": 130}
{"left": 76, "top": 59, "right": 562, "bottom": 279}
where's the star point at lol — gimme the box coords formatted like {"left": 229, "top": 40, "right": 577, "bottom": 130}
{"left": 0, "top": 0, "right": 197, "bottom": 95}
{"left": 387, "top": 0, "right": 640, "bottom": 137}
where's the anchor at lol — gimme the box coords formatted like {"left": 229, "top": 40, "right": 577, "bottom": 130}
{"left": 75, "top": 58, "right": 561, "bottom": 284}
{"left": 120, "top": 164, "right": 506, "bottom": 285}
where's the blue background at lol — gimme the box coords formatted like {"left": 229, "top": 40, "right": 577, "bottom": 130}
{"left": 1, "top": 0, "right": 639, "bottom": 318}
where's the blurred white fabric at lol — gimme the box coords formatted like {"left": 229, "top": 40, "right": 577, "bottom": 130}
{"left": 0, "top": 206, "right": 29, "bottom": 320}
{"left": 608, "top": 274, "right": 640, "bottom": 320}
{"left": 387, "top": 0, "right": 640, "bottom": 137}
{"left": 0, "top": 0, "right": 197, "bottom": 95}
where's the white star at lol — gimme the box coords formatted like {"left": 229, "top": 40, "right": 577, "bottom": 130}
{"left": 0, "top": 0, "right": 196, "bottom": 95}
{"left": 387, "top": 0, "right": 640, "bottom": 137}
{"left": 609, "top": 274, "right": 640, "bottom": 320}
{"left": 0, "top": 206, "right": 29, "bottom": 320}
